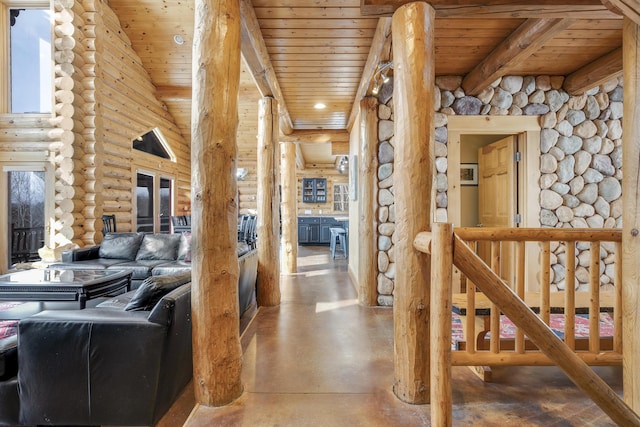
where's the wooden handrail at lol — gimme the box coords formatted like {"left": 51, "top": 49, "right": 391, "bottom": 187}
{"left": 455, "top": 227, "right": 621, "bottom": 242}
{"left": 415, "top": 227, "right": 640, "bottom": 426}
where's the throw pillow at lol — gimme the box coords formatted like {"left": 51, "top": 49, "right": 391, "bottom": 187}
{"left": 177, "top": 232, "right": 192, "bottom": 262}
{"left": 99, "top": 232, "right": 144, "bottom": 260}
{"left": 135, "top": 234, "right": 182, "bottom": 260}
{"left": 124, "top": 272, "right": 192, "bottom": 311}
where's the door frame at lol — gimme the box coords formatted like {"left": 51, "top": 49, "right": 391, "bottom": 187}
{"left": 447, "top": 115, "right": 541, "bottom": 290}
{"left": 0, "top": 151, "right": 53, "bottom": 273}
{"left": 133, "top": 168, "right": 176, "bottom": 233}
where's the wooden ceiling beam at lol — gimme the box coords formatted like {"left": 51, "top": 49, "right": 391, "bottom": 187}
{"left": 563, "top": 47, "right": 623, "bottom": 95}
{"left": 347, "top": 17, "right": 392, "bottom": 132}
{"left": 280, "top": 130, "right": 350, "bottom": 144}
{"left": 155, "top": 86, "right": 191, "bottom": 102}
{"left": 461, "top": 18, "right": 574, "bottom": 95}
{"left": 602, "top": 0, "right": 640, "bottom": 25}
{"left": 360, "top": 0, "right": 620, "bottom": 19}
{"left": 331, "top": 142, "right": 350, "bottom": 156}
{"left": 239, "top": 0, "right": 293, "bottom": 135}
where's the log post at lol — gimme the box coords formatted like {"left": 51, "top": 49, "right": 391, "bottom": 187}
{"left": 358, "top": 97, "right": 379, "bottom": 306}
{"left": 622, "top": 17, "right": 640, "bottom": 412}
{"left": 191, "top": 0, "right": 242, "bottom": 406}
{"left": 392, "top": 1, "right": 436, "bottom": 404}
{"left": 430, "top": 223, "right": 453, "bottom": 427}
{"left": 280, "top": 141, "right": 298, "bottom": 273}
{"left": 257, "top": 97, "right": 281, "bottom": 306}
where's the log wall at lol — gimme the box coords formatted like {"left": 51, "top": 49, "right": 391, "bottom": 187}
{"left": 296, "top": 167, "right": 349, "bottom": 216}
{"left": 47, "top": 0, "right": 190, "bottom": 247}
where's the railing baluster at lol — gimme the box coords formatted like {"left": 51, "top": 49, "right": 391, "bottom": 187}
{"left": 614, "top": 241, "right": 622, "bottom": 353}
{"left": 490, "top": 240, "right": 500, "bottom": 353}
{"left": 541, "top": 241, "right": 551, "bottom": 325}
{"left": 565, "top": 241, "right": 576, "bottom": 350}
{"left": 589, "top": 241, "right": 600, "bottom": 353}
{"left": 515, "top": 241, "right": 526, "bottom": 354}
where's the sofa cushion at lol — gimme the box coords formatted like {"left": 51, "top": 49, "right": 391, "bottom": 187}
{"left": 95, "top": 290, "right": 137, "bottom": 310}
{"left": 177, "top": 232, "right": 191, "bottom": 262}
{"left": 125, "top": 273, "right": 192, "bottom": 311}
{"left": 152, "top": 261, "right": 192, "bottom": 276}
{"left": 99, "top": 233, "right": 144, "bottom": 260}
{"left": 136, "top": 234, "right": 182, "bottom": 261}
{"left": 107, "top": 260, "right": 169, "bottom": 280}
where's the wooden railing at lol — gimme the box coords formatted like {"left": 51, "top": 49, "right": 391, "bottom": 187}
{"left": 11, "top": 225, "right": 44, "bottom": 265}
{"left": 414, "top": 224, "right": 640, "bottom": 427}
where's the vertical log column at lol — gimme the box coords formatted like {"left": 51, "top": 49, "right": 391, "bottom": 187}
{"left": 280, "top": 141, "right": 298, "bottom": 273}
{"left": 622, "top": 17, "right": 640, "bottom": 411}
{"left": 392, "top": 2, "right": 435, "bottom": 404}
{"left": 257, "top": 97, "right": 281, "bottom": 306}
{"left": 191, "top": 0, "right": 242, "bottom": 406}
{"left": 358, "top": 97, "right": 379, "bottom": 306}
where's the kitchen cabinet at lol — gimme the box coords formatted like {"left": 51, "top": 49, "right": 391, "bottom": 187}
{"left": 298, "top": 216, "right": 345, "bottom": 245}
{"left": 302, "top": 178, "right": 327, "bottom": 203}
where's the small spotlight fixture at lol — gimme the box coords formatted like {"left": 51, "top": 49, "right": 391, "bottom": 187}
{"left": 173, "top": 34, "right": 185, "bottom": 45}
{"left": 314, "top": 103, "right": 326, "bottom": 109}
{"left": 371, "top": 61, "right": 393, "bottom": 96}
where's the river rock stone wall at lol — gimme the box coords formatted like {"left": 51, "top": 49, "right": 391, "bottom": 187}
{"left": 374, "top": 75, "right": 623, "bottom": 305}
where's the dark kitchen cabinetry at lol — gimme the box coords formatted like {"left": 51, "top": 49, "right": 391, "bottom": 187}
{"left": 298, "top": 216, "right": 343, "bottom": 245}
{"left": 302, "top": 178, "right": 327, "bottom": 203}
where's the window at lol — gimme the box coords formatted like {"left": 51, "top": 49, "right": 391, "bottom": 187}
{"left": 132, "top": 128, "right": 175, "bottom": 161}
{"left": 8, "top": 6, "right": 52, "bottom": 113}
{"left": 136, "top": 172, "right": 173, "bottom": 233}
{"left": 333, "top": 184, "right": 349, "bottom": 212}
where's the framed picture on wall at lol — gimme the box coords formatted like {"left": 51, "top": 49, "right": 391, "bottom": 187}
{"left": 460, "top": 163, "right": 478, "bottom": 186}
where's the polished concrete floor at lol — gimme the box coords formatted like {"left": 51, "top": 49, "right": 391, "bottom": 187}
{"left": 174, "top": 246, "right": 623, "bottom": 427}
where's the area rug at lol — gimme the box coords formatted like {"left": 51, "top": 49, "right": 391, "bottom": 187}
{"left": 0, "top": 302, "right": 24, "bottom": 340}
{"left": 451, "top": 312, "right": 615, "bottom": 350}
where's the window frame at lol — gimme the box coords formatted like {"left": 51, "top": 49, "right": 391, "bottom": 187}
{"left": 0, "top": 0, "right": 52, "bottom": 114}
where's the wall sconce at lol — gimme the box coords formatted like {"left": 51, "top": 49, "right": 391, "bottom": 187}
{"left": 336, "top": 156, "right": 349, "bottom": 174}
{"left": 371, "top": 61, "right": 393, "bottom": 96}
{"left": 236, "top": 168, "right": 249, "bottom": 181}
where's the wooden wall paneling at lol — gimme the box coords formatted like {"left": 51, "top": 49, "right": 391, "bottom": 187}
{"left": 295, "top": 168, "right": 349, "bottom": 215}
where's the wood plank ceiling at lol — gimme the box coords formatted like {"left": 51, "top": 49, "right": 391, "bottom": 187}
{"left": 107, "top": 0, "right": 624, "bottom": 165}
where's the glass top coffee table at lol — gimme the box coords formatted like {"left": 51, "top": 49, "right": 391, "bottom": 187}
{"left": 0, "top": 269, "right": 131, "bottom": 309}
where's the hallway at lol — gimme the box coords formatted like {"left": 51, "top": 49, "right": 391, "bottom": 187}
{"left": 178, "top": 246, "right": 622, "bottom": 426}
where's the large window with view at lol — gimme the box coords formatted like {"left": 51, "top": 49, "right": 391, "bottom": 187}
{"left": 8, "top": 6, "right": 52, "bottom": 113}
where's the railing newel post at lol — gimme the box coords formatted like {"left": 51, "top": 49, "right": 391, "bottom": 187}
{"left": 430, "top": 222, "right": 454, "bottom": 427}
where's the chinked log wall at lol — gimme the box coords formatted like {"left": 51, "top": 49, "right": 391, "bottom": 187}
{"left": 50, "top": 0, "right": 190, "bottom": 246}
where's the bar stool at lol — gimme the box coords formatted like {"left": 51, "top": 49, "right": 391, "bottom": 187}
{"left": 329, "top": 227, "right": 348, "bottom": 259}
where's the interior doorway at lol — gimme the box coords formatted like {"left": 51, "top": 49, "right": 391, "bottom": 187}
{"left": 447, "top": 116, "right": 541, "bottom": 291}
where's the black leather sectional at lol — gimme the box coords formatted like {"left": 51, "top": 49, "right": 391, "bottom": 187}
{"left": 0, "top": 232, "right": 259, "bottom": 426}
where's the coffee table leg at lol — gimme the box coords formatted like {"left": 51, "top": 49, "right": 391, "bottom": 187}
{"left": 79, "top": 294, "right": 87, "bottom": 309}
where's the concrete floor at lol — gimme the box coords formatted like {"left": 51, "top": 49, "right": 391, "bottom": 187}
{"left": 174, "top": 246, "right": 622, "bottom": 426}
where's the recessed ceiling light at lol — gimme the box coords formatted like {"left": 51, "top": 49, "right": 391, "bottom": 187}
{"left": 314, "top": 103, "right": 326, "bottom": 109}
{"left": 173, "top": 34, "right": 185, "bottom": 45}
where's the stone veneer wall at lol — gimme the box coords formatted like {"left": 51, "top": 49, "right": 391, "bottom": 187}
{"left": 375, "top": 75, "right": 623, "bottom": 306}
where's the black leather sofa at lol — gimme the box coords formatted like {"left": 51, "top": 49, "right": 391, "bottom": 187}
{"left": 52, "top": 232, "right": 258, "bottom": 314}
{"left": 0, "top": 274, "right": 193, "bottom": 426}
{"left": 53, "top": 232, "right": 193, "bottom": 289}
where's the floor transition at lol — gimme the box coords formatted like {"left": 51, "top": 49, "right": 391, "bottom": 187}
{"left": 160, "top": 245, "right": 623, "bottom": 427}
